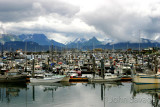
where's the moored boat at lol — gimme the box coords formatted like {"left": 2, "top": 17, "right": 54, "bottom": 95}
{"left": 0, "top": 69, "right": 28, "bottom": 83}
{"left": 133, "top": 73, "right": 160, "bottom": 84}
{"left": 30, "top": 73, "right": 69, "bottom": 83}
{"left": 88, "top": 73, "right": 121, "bottom": 82}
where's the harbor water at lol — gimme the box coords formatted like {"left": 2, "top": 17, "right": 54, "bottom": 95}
{"left": 0, "top": 82, "right": 158, "bottom": 107}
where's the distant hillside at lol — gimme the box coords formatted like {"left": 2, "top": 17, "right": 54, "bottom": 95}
{"left": 0, "top": 41, "right": 63, "bottom": 52}
{"left": 69, "top": 37, "right": 160, "bottom": 50}
{"left": 84, "top": 42, "right": 160, "bottom": 50}
{"left": 0, "top": 34, "right": 21, "bottom": 43}
{"left": 0, "top": 41, "right": 45, "bottom": 52}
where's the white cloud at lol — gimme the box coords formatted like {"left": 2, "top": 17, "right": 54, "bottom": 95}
{"left": 47, "top": 33, "right": 74, "bottom": 43}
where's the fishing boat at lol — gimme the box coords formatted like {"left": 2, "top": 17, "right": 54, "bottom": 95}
{"left": 86, "top": 56, "right": 121, "bottom": 82}
{"left": 0, "top": 69, "right": 28, "bottom": 83}
{"left": 132, "top": 67, "right": 160, "bottom": 84}
{"left": 132, "top": 55, "right": 160, "bottom": 84}
{"left": 66, "top": 69, "right": 89, "bottom": 82}
{"left": 120, "top": 63, "right": 133, "bottom": 81}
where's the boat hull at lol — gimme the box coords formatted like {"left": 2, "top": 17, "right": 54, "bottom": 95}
{"left": 133, "top": 75, "right": 160, "bottom": 84}
{"left": 0, "top": 75, "right": 27, "bottom": 83}
{"left": 121, "top": 75, "right": 132, "bottom": 81}
{"left": 69, "top": 77, "right": 88, "bottom": 82}
{"left": 61, "top": 76, "right": 70, "bottom": 82}
{"left": 30, "top": 77, "right": 64, "bottom": 83}
{"left": 89, "top": 77, "right": 121, "bottom": 82}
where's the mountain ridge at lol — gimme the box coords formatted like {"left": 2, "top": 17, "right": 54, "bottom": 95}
{"left": 0, "top": 33, "right": 160, "bottom": 50}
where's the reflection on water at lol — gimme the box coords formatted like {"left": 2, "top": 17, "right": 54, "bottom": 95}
{"left": 0, "top": 83, "right": 27, "bottom": 104}
{"left": 131, "top": 83, "right": 160, "bottom": 107}
{"left": 86, "top": 82, "right": 122, "bottom": 101}
{"left": 0, "top": 82, "right": 160, "bottom": 107}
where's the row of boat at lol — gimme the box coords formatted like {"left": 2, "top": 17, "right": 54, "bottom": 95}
{"left": 0, "top": 49, "right": 160, "bottom": 84}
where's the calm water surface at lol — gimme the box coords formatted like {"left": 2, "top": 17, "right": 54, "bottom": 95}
{"left": 0, "top": 82, "right": 159, "bottom": 107}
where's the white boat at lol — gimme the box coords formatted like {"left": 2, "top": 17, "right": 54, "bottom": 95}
{"left": 88, "top": 73, "right": 121, "bottom": 82}
{"left": 66, "top": 69, "right": 81, "bottom": 77}
{"left": 30, "top": 73, "right": 69, "bottom": 83}
{"left": 0, "top": 69, "right": 28, "bottom": 83}
{"left": 132, "top": 73, "right": 160, "bottom": 84}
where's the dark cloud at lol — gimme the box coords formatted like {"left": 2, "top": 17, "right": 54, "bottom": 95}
{"left": 143, "top": 17, "right": 160, "bottom": 34}
{"left": 0, "top": 0, "right": 80, "bottom": 22}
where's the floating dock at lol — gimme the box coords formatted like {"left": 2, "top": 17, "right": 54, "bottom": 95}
{"left": 69, "top": 77, "right": 88, "bottom": 82}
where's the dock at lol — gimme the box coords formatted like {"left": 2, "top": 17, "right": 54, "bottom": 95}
{"left": 69, "top": 77, "right": 88, "bottom": 82}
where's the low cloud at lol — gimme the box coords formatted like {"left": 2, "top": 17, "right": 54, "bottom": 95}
{"left": 80, "top": 0, "right": 160, "bottom": 43}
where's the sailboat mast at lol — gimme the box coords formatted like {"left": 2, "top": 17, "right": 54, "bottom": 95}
{"left": 92, "top": 55, "right": 95, "bottom": 78}
{"left": 32, "top": 58, "right": 35, "bottom": 77}
{"left": 25, "top": 41, "right": 27, "bottom": 72}
{"left": 127, "top": 43, "right": 128, "bottom": 54}
{"left": 101, "top": 59, "right": 104, "bottom": 79}
{"left": 51, "top": 43, "right": 53, "bottom": 64}
{"left": 139, "top": 30, "right": 141, "bottom": 54}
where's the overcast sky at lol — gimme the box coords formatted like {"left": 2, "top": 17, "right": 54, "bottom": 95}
{"left": 0, "top": 0, "right": 160, "bottom": 43}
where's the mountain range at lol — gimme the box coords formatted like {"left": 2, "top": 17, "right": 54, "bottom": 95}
{"left": 0, "top": 33, "right": 160, "bottom": 51}
{"left": 19, "top": 34, "right": 65, "bottom": 46}
{"left": 67, "top": 37, "right": 103, "bottom": 49}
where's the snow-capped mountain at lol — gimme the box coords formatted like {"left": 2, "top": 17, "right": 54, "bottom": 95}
{"left": 73, "top": 38, "right": 87, "bottom": 43}
{"left": 0, "top": 33, "right": 160, "bottom": 50}
{"left": 101, "top": 38, "right": 113, "bottom": 45}
{"left": 65, "top": 38, "right": 87, "bottom": 45}
{"left": 66, "top": 37, "right": 103, "bottom": 48}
